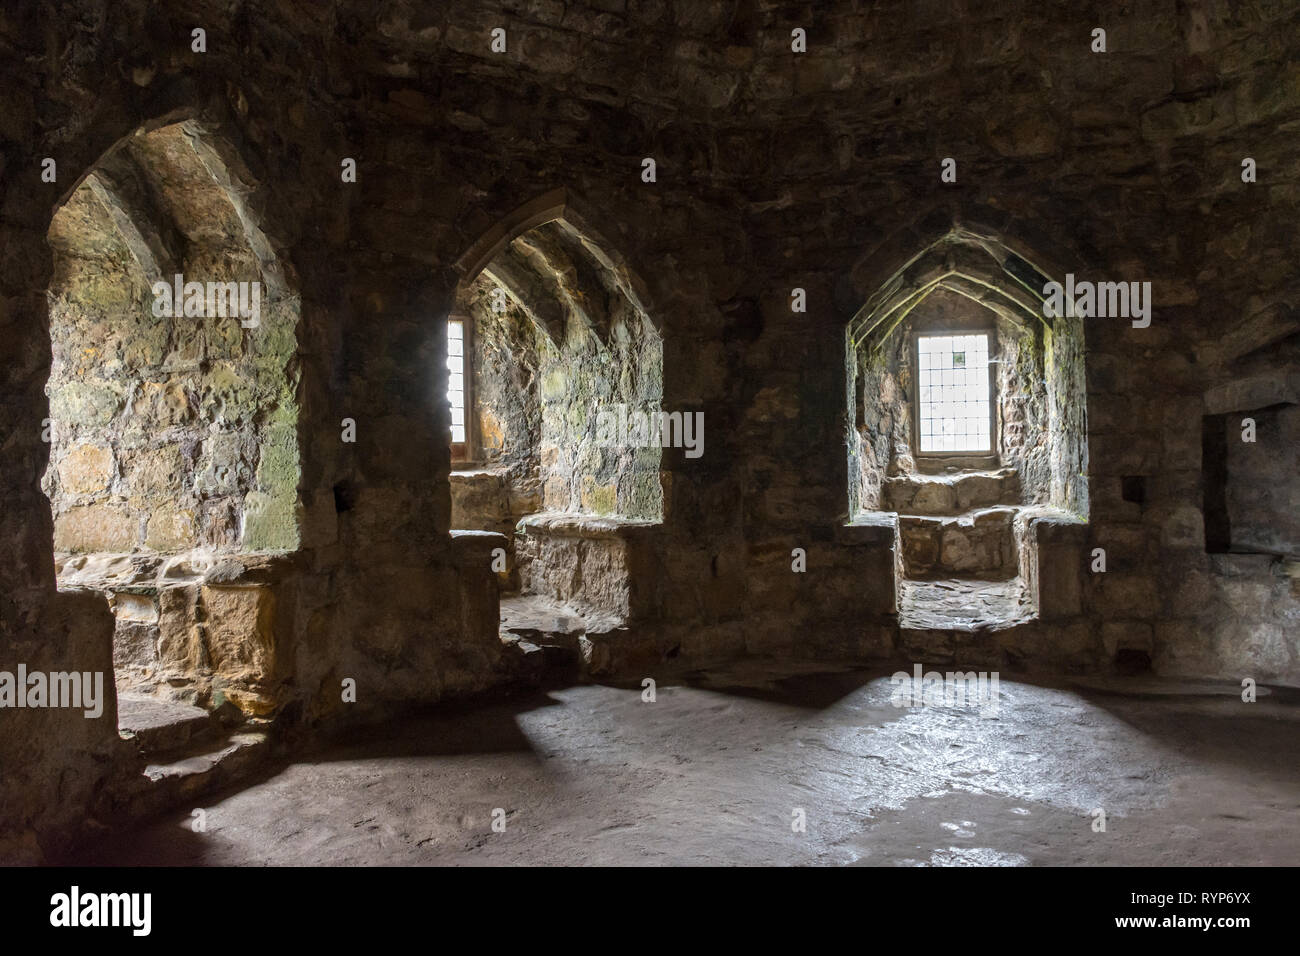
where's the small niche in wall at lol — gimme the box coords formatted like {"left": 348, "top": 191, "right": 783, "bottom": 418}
{"left": 333, "top": 480, "right": 358, "bottom": 514}
{"left": 1121, "top": 475, "right": 1146, "bottom": 505}
{"left": 1201, "top": 404, "right": 1300, "bottom": 558}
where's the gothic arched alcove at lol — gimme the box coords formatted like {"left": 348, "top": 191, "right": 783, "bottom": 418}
{"left": 446, "top": 190, "right": 666, "bottom": 662}
{"left": 846, "top": 226, "right": 1088, "bottom": 629}
{"left": 44, "top": 118, "right": 303, "bottom": 724}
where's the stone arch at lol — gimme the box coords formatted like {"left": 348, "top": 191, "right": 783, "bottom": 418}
{"left": 42, "top": 112, "right": 304, "bottom": 715}
{"left": 447, "top": 188, "right": 665, "bottom": 630}
{"left": 0, "top": 84, "right": 317, "bottom": 858}
{"left": 45, "top": 116, "right": 304, "bottom": 556}
{"left": 848, "top": 225, "right": 1059, "bottom": 351}
{"left": 453, "top": 187, "right": 660, "bottom": 335}
{"left": 846, "top": 219, "right": 1089, "bottom": 520}
{"left": 845, "top": 218, "right": 1090, "bottom": 630}
{"left": 50, "top": 100, "right": 300, "bottom": 292}
{"left": 449, "top": 187, "right": 665, "bottom": 520}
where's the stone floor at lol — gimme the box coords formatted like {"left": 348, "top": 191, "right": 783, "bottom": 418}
{"left": 71, "top": 661, "right": 1300, "bottom": 866}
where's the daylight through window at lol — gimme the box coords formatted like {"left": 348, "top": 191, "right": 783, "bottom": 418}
{"left": 448, "top": 317, "right": 466, "bottom": 445}
{"left": 917, "top": 333, "right": 991, "bottom": 453}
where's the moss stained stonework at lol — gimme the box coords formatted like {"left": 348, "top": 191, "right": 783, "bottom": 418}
{"left": 45, "top": 124, "right": 303, "bottom": 557}
{"left": 0, "top": 1, "right": 1298, "bottom": 860}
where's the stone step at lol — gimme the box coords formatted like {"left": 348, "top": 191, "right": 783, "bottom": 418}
{"left": 884, "top": 468, "right": 1020, "bottom": 516}
{"left": 133, "top": 730, "right": 272, "bottom": 818}
{"left": 117, "top": 693, "right": 216, "bottom": 754}
{"left": 898, "top": 507, "right": 1019, "bottom": 579}
{"left": 143, "top": 731, "right": 269, "bottom": 787}
{"left": 499, "top": 594, "right": 630, "bottom": 681}
{"left": 898, "top": 578, "right": 1036, "bottom": 633}
{"left": 500, "top": 636, "right": 581, "bottom": 685}
{"left": 92, "top": 727, "right": 273, "bottom": 829}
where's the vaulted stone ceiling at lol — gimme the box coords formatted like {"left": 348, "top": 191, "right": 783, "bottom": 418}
{"left": 469, "top": 219, "right": 646, "bottom": 346}
{"left": 50, "top": 123, "right": 262, "bottom": 287}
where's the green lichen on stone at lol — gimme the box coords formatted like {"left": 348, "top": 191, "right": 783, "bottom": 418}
{"left": 69, "top": 272, "right": 142, "bottom": 313}
{"left": 566, "top": 399, "right": 592, "bottom": 433}
{"left": 619, "top": 466, "right": 664, "bottom": 520}
{"left": 41, "top": 124, "right": 308, "bottom": 559}
{"left": 194, "top": 432, "right": 251, "bottom": 496}
{"left": 540, "top": 367, "right": 568, "bottom": 401}
{"left": 581, "top": 477, "right": 617, "bottom": 515}
{"left": 199, "top": 363, "right": 255, "bottom": 423}
{"left": 255, "top": 421, "right": 300, "bottom": 500}
{"left": 241, "top": 490, "right": 301, "bottom": 551}
{"left": 575, "top": 441, "right": 608, "bottom": 478}
{"left": 49, "top": 383, "right": 123, "bottom": 426}
{"left": 120, "top": 310, "right": 170, "bottom": 368}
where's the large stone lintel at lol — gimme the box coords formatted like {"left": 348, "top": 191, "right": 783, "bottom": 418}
{"left": 517, "top": 511, "right": 659, "bottom": 540}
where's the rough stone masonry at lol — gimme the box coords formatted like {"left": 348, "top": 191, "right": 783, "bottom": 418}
{"left": 0, "top": 1, "right": 1297, "bottom": 864}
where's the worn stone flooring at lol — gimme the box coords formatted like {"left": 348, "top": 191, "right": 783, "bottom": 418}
{"left": 74, "top": 661, "right": 1300, "bottom": 866}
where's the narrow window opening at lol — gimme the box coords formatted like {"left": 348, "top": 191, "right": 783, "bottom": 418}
{"left": 447, "top": 315, "right": 470, "bottom": 462}
{"left": 915, "top": 332, "right": 992, "bottom": 454}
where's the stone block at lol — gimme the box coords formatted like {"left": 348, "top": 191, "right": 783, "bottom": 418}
{"left": 112, "top": 620, "right": 159, "bottom": 673}
{"left": 156, "top": 587, "right": 203, "bottom": 675}
{"left": 125, "top": 444, "right": 184, "bottom": 497}
{"left": 956, "top": 473, "right": 1005, "bottom": 510}
{"left": 901, "top": 508, "right": 1016, "bottom": 579}
{"left": 450, "top": 470, "right": 511, "bottom": 528}
{"left": 200, "top": 585, "right": 278, "bottom": 687}
{"left": 145, "top": 507, "right": 197, "bottom": 551}
{"left": 53, "top": 504, "right": 136, "bottom": 553}
{"left": 1103, "top": 621, "right": 1154, "bottom": 656}
{"left": 57, "top": 444, "right": 114, "bottom": 495}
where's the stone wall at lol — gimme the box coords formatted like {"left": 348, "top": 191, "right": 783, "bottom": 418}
{"left": 1045, "top": 295, "right": 1089, "bottom": 517}
{"left": 44, "top": 124, "right": 302, "bottom": 557}
{"left": 1160, "top": 334, "right": 1300, "bottom": 685}
{"left": 2, "top": 0, "right": 1300, "bottom": 859}
{"left": 452, "top": 241, "right": 665, "bottom": 600}
{"left": 57, "top": 551, "right": 294, "bottom": 714}
{"left": 537, "top": 307, "right": 663, "bottom": 519}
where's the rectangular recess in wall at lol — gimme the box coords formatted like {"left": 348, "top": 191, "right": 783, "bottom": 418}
{"left": 1202, "top": 405, "right": 1300, "bottom": 558}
